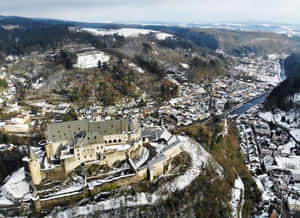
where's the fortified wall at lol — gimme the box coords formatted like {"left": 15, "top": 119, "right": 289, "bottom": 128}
{"left": 24, "top": 119, "right": 183, "bottom": 212}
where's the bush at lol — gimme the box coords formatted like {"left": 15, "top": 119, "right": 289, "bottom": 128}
{"left": 101, "top": 183, "right": 120, "bottom": 192}
{"left": 0, "top": 79, "right": 7, "bottom": 89}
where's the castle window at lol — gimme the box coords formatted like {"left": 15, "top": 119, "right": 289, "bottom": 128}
{"left": 84, "top": 156, "right": 87, "bottom": 159}
{"left": 90, "top": 154, "right": 92, "bottom": 158}
{"left": 78, "top": 158, "right": 80, "bottom": 161}
{"left": 88, "top": 137, "right": 90, "bottom": 140}
{"left": 113, "top": 139, "right": 117, "bottom": 143}
{"left": 103, "top": 156, "right": 106, "bottom": 159}
{"left": 101, "top": 146, "right": 103, "bottom": 149}
{"left": 97, "top": 146, "right": 99, "bottom": 149}
{"left": 94, "top": 136, "right": 97, "bottom": 139}
{"left": 118, "top": 139, "right": 121, "bottom": 142}
{"left": 105, "top": 140, "right": 107, "bottom": 143}
{"left": 109, "top": 140, "right": 112, "bottom": 143}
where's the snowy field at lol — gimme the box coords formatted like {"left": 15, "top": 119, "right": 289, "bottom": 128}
{"left": 128, "top": 63, "right": 144, "bottom": 73}
{"left": 0, "top": 167, "right": 31, "bottom": 205}
{"left": 230, "top": 177, "right": 245, "bottom": 218}
{"left": 81, "top": 28, "right": 173, "bottom": 40}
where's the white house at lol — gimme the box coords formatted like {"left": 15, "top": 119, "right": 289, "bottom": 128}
{"left": 73, "top": 50, "right": 110, "bottom": 69}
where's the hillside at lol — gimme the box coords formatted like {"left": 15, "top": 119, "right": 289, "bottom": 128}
{"left": 141, "top": 25, "right": 300, "bottom": 56}
{"left": 85, "top": 123, "right": 261, "bottom": 218}
{"left": 0, "top": 17, "right": 233, "bottom": 107}
{"left": 264, "top": 52, "right": 300, "bottom": 111}
{"left": 284, "top": 52, "right": 300, "bottom": 78}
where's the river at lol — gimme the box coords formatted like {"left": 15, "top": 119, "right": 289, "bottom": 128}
{"left": 280, "top": 59, "right": 287, "bottom": 81}
{"left": 229, "top": 93, "right": 270, "bottom": 116}
{"left": 229, "top": 58, "right": 287, "bottom": 117}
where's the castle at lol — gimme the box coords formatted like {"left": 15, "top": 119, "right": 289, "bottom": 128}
{"left": 27, "top": 118, "right": 144, "bottom": 186}
{"left": 24, "top": 118, "right": 183, "bottom": 212}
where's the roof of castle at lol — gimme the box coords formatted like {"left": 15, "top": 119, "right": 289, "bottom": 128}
{"left": 46, "top": 119, "right": 139, "bottom": 143}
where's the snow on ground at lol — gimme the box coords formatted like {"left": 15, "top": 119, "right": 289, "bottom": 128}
{"left": 254, "top": 177, "right": 264, "bottom": 192}
{"left": 134, "top": 147, "right": 149, "bottom": 168}
{"left": 128, "top": 63, "right": 144, "bottom": 73}
{"left": 1, "top": 167, "right": 31, "bottom": 202}
{"left": 0, "top": 196, "right": 14, "bottom": 206}
{"left": 44, "top": 184, "right": 84, "bottom": 198}
{"left": 180, "top": 63, "right": 190, "bottom": 69}
{"left": 150, "top": 142, "right": 165, "bottom": 153}
{"left": 278, "top": 139, "right": 296, "bottom": 155}
{"left": 259, "top": 111, "right": 274, "bottom": 123}
{"left": 105, "top": 144, "right": 131, "bottom": 152}
{"left": 155, "top": 32, "right": 173, "bottom": 40}
{"left": 81, "top": 28, "right": 173, "bottom": 40}
{"left": 82, "top": 28, "right": 154, "bottom": 37}
{"left": 294, "top": 93, "right": 300, "bottom": 102}
{"left": 48, "top": 136, "right": 221, "bottom": 217}
{"left": 290, "top": 129, "right": 300, "bottom": 142}
{"left": 230, "top": 177, "right": 245, "bottom": 218}
{"left": 168, "top": 136, "right": 220, "bottom": 191}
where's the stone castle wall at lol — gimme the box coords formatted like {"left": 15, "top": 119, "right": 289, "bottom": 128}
{"left": 34, "top": 142, "right": 183, "bottom": 212}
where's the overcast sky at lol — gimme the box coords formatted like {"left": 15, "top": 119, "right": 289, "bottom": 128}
{"left": 2, "top": 0, "right": 300, "bottom": 24}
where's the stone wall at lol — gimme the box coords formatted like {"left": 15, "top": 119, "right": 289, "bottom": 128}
{"left": 38, "top": 189, "right": 89, "bottom": 211}
{"left": 29, "top": 159, "right": 43, "bottom": 186}
{"left": 33, "top": 142, "right": 183, "bottom": 212}
{"left": 163, "top": 144, "right": 182, "bottom": 160}
{"left": 43, "top": 166, "right": 64, "bottom": 181}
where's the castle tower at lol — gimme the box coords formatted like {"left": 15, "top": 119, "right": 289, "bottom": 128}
{"left": 28, "top": 148, "right": 43, "bottom": 186}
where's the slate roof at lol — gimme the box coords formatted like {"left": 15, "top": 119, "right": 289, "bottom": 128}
{"left": 46, "top": 119, "right": 138, "bottom": 143}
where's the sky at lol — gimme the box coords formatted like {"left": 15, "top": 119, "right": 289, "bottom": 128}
{"left": 1, "top": 0, "right": 300, "bottom": 24}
